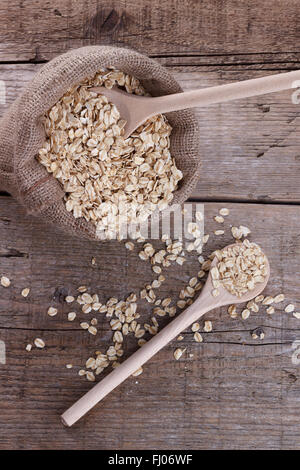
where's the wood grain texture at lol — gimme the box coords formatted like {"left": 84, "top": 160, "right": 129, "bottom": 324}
{"left": 1, "top": 63, "right": 300, "bottom": 203}
{"left": 0, "top": 197, "right": 300, "bottom": 449}
{"left": 1, "top": 0, "right": 300, "bottom": 62}
{"left": 1, "top": 0, "right": 300, "bottom": 451}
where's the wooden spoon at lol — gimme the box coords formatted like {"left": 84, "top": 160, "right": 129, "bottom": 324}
{"left": 61, "top": 243, "right": 270, "bottom": 427}
{"left": 91, "top": 70, "right": 300, "bottom": 138}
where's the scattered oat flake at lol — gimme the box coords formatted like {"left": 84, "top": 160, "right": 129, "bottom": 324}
{"left": 152, "top": 279, "right": 161, "bottom": 289}
{"left": 82, "top": 304, "right": 92, "bottom": 314}
{"left": 293, "top": 312, "right": 300, "bottom": 319}
{"left": 174, "top": 348, "right": 185, "bottom": 360}
{"left": 176, "top": 256, "right": 185, "bottom": 266}
{"left": 239, "top": 226, "right": 251, "bottom": 237}
{"left": 194, "top": 332, "right": 203, "bottom": 343}
{"left": 248, "top": 301, "right": 259, "bottom": 313}
{"left": 152, "top": 265, "right": 162, "bottom": 274}
{"left": 274, "top": 294, "right": 285, "bottom": 303}
{"left": 66, "top": 364, "right": 73, "bottom": 369}
{"left": 219, "top": 208, "right": 229, "bottom": 216}
{"left": 266, "top": 306, "right": 275, "bottom": 314}
{"left": 214, "top": 230, "right": 224, "bottom": 236}
{"left": 86, "top": 371, "right": 95, "bottom": 382}
{"left": 262, "top": 296, "right": 274, "bottom": 305}
{"left": 192, "top": 322, "right": 200, "bottom": 332}
{"left": 214, "top": 215, "right": 224, "bottom": 224}
{"left": 25, "top": 344, "right": 32, "bottom": 352}
{"left": 162, "top": 298, "right": 171, "bottom": 308}
{"left": 231, "top": 226, "right": 242, "bottom": 239}
{"left": 189, "top": 277, "right": 198, "bottom": 288}
{"left": 202, "top": 260, "right": 211, "bottom": 271}
{"left": 34, "top": 338, "right": 45, "bottom": 349}
{"left": 1, "top": 276, "right": 10, "bottom": 287}
{"left": 47, "top": 307, "right": 58, "bottom": 317}
{"left": 65, "top": 295, "right": 74, "bottom": 303}
{"left": 78, "top": 286, "right": 87, "bottom": 293}
{"left": 228, "top": 305, "right": 238, "bottom": 318}
{"left": 139, "top": 251, "right": 148, "bottom": 261}
{"left": 21, "top": 288, "right": 30, "bottom": 298}
{"left": 86, "top": 357, "right": 96, "bottom": 369}
{"left": 285, "top": 304, "right": 295, "bottom": 313}
{"left": 80, "top": 322, "right": 89, "bottom": 330}
{"left": 68, "top": 311, "right": 76, "bottom": 321}
{"left": 125, "top": 242, "right": 134, "bottom": 251}
{"left": 204, "top": 321, "right": 212, "bottom": 332}
{"left": 177, "top": 335, "right": 184, "bottom": 341}
{"left": 88, "top": 326, "right": 97, "bottom": 335}
{"left": 186, "top": 242, "right": 195, "bottom": 252}
{"left": 241, "top": 309, "right": 250, "bottom": 320}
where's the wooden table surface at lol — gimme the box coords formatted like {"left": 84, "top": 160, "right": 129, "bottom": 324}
{"left": 1, "top": 0, "right": 300, "bottom": 450}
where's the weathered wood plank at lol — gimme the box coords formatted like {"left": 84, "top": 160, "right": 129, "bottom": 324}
{"left": 1, "top": 64, "right": 300, "bottom": 203}
{"left": 0, "top": 197, "right": 300, "bottom": 449}
{"left": 1, "top": 0, "right": 300, "bottom": 62}
{"left": 1, "top": 328, "right": 299, "bottom": 450}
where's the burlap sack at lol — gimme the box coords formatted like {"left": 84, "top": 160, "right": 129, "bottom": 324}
{"left": 0, "top": 46, "right": 201, "bottom": 240}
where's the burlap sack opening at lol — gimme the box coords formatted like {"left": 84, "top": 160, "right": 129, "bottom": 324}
{"left": 0, "top": 46, "right": 201, "bottom": 240}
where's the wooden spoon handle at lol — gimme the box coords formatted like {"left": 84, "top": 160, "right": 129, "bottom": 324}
{"left": 61, "top": 290, "right": 212, "bottom": 427}
{"left": 147, "top": 69, "right": 300, "bottom": 115}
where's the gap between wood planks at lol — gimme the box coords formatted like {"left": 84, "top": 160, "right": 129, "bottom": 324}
{"left": 0, "top": 322, "right": 292, "bottom": 347}
{"left": 2, "top": 193, "right": 300, "bottom": 206}
{"left": 0, "top": 323, "right": 299, "bottom": 333}
{"left": 1, "top": 51, "right": 300, "bottom": 67}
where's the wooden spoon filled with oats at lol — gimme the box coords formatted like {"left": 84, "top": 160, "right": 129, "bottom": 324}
{"left": 61, "top": 240, "right": 270, "bottom": 427}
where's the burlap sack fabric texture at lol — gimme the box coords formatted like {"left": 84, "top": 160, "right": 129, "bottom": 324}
{"left": 0, "top": 46, "right": 201, "bottom": 240}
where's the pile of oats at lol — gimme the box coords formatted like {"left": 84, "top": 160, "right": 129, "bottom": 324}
{"left": 211, "top": 239, "right": 268, "bottom": 298}
{"left": 38, "top": 69, "right": 183, "bottom": 238}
